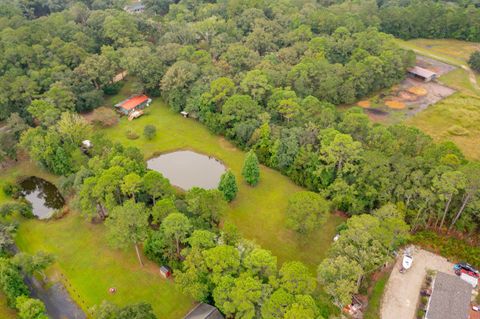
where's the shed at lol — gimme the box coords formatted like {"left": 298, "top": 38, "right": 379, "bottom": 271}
{"left": 124, "top": 3, "right": 145, "bottom": 13}
{"left": 408, "top": 66, "right": 437, "bottom": 82}
{"left": 425, "top": 272, "right": 471, "bottom": 319}
{"left": 184, "top": 303, "right": 224, "bottom": 319}
{"left": 159, "top": 266, "right": 171, "bottom": 279}
{"left": 114, "top": 95, "right": 151, "bottom": 115}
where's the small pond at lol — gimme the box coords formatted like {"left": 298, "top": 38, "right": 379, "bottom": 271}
{"left": 147, "top": 150, "right": 226, "bottom": 190}
{"left": 20, "top": 177, "right": 65, "bottom": 219}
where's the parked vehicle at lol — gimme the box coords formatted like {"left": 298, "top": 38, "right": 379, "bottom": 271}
{"left": 400, "top": 247, "right": 414, "bottom": 273}
{"left": 454, "top": 263, "right": 479, "bottom": 277}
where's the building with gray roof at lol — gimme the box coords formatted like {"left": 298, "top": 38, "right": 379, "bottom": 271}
{"left": 184, "top": 303, "right": 224, "bottom": 319}
{"left": 425, "top": 272, "right": 472, "bottom": 319}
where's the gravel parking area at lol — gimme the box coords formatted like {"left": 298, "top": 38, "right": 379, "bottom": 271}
{"left": 380, "top": 247, "right": 455, "bottom": 319}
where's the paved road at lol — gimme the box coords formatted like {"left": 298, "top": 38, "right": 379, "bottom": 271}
{"left": 380, "top": 247, "right": 454, "bottom": 319}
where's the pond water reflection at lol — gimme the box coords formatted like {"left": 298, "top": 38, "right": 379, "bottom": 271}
{"left": 147, "top": 150, "right": 226, "bottom": 190}
{"left": 20, "top": 177, "right": 65, "bottom": 219}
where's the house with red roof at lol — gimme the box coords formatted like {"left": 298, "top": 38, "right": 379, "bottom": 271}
{"left": 114, "top": 95, "right": 152, "bottom": 115}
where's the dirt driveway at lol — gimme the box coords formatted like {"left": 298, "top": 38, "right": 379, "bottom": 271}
{"left": 380, "top": 247, "right": 455, "bottom": 319}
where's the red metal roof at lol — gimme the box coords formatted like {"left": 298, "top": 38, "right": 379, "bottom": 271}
{"left": 117, "top": 95, "right": 149, "bottom": 110}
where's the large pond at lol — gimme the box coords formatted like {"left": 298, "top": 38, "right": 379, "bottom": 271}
{"left": 147, "top": 150, "right": 226, "bottom": 190}
{"left": 20, "top": 177, "right": 65, "bottom": 219}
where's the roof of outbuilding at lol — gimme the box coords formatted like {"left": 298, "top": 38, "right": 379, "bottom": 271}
{"left": 426, "top": 272, "right": 471, "bottom": 319}
{"left": 115, "top": 95, "right": 149, "bottom": 110}
{"left": 408, "top": 66, "right": 437, "bottom": 79}
{"left": 124, "top": 3, "right": 145, "bottom": 10}
{"left": 184, "top": 303, "right": 224, "bottom": 319}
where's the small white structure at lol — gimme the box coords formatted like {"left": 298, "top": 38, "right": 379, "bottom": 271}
{"left": 180, "top": 111, "right": 189, "bottom": 118}
{"left": 333, "top": 234, "right": 340, "bottom": 242}
{"left": 81, "top": 140, "right": 92, "bottom": 149}
{"left": 460, "top": 272, "right": 478, "bottom": 288}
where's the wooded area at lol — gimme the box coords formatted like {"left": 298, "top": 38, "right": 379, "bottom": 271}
{"left": 1, "top": 0, "right": 480, "bottom": 318}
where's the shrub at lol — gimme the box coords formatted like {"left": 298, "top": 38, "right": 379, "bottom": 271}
{"left": 126, "top": 129, "right": 139, "bottom": 140}
{"left": 89, "top": 107, "right": 119, "bottom": 127}
{"left": 468, "top": 51, "right": 480, "bottom": 73}
{"left": 413, "top": 231, "right": 480, "bottom": 268}
{"left": 420, "top": 296, "right": 428, "bottom": 306}
{"left": 102, "top": 81, "right": 124, "bottom": 95}
{"left": 143, "top": 125, "right": 157, "bottom": 140}
{"left": 2, "top": 182, "right": 21, "bottom": 198}
{"left": 0, "top": 258, "right": 30, "bottom": 307}
{"left": 447, "top": 125, "right": 469, "bottom": 136}
{"left": 0, "top": 202, "right": 33, "bottom": 218}
{"left": 16, "top": 295, "right": 48, "bottom": 319}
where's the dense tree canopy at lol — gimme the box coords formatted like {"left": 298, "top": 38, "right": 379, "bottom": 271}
{"left": 2, "top": 0, "right": 480, "bottom": 317}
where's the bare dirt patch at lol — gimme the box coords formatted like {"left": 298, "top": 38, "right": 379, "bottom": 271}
{"left": 385, "top": 100, "right": 406, "bottom": 110}
{"left": 407, "top": 86, "right": 428, "bottom": 96}
{"left": 380, "top": 247, "right": 455, "bottom": 319}
{"left": 357, "top": 100, "right": 371, "bottom": 108}
{"left": 416, "top": 56, "right": 456, "bottom": 76}
{"left": 360, "top": 55, "right": 457, "bottom": 123}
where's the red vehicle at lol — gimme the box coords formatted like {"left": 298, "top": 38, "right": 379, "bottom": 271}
{"left": 454, "top": 263, "right": 479, "bottom": 277}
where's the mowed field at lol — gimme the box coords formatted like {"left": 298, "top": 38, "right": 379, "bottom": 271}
{"left": 1, "top": 81, "right": 343, "bottom": 317}
{"left": 101, "top": 84, "right": 344, "bottom": 269}
{"left": 0, "top": 163, "right": 193, "bottom": 319}
{"left": 397, "top": 39, "right": 480, "bottom": 160}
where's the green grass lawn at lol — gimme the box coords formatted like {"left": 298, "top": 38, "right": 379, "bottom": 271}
{"left": 101, "top": 88, "right": 344, "bottom": 270}
{"left": 395, "top": 38, "right": 480, "bottom": 67}
{"left": 407, "top": 93, "right": 480, "bottom": 160}
{"left": 1, "top": 162, "right": 193, "bottom": 319}
{"left": 0, "top": 160, "right": 59, "bottom": 203}
{"left": 363, "top": 271, "right": 390, "bottom": 319}
{"left": 15, "top": 213, "right": 194, "bottom": 319}
{"left": 398, "top": 39, "right": 480, "bottom": 160}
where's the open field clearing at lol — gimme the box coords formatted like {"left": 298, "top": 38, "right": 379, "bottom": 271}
{"left": 396, "top": 38, "right": 480, "bottom": 67}
{"left": 100, "top": 84, "right": 344, "bottom": 269}
{"left": 15, "top": 213, "right": 194, "bottom": 319}
{"left": 355, "top": 55, "right": 456, "bottom": 124}
{"left": 0, "top": 164, "right": 194, "bottom": 319}
{"left": 400, "top": 39, "right": 480, "bottom": 160}
{"left": 1, "top": 82, "right": 343, "bottom": 318}
{"left": 407, "top": 93, "right": 480, "bottom": 160}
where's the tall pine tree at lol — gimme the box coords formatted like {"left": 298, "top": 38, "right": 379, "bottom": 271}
{"left": 218, "top": 170, "right": 238, "bottom": 202}
{"left": 242, "top": 151, "right": 260, "bottom": 186}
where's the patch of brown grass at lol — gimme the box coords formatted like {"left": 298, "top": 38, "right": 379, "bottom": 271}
{"left": 82, "top": 107, "right": 119, "bottom": 127}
